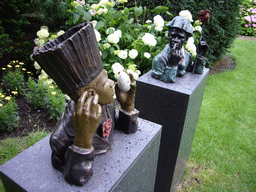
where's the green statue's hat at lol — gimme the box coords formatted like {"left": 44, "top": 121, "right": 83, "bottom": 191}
{"left": 166, "top": 16, "right": 193, "bottom": 37}
{"left": 32, "top": 22, "right": 103, "bottom": 96}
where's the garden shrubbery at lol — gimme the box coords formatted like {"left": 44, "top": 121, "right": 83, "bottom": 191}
{"left": 239, "top": 0, "right": 256, "bottom": 36}
{"left": 0, "top": 60, "right": 67, "bottom": 132}
{"left": 131, "top": 0, "right": 243, "bottom": 68}
{"left": 0, "top": 0, "right": 246, "bottom": 131}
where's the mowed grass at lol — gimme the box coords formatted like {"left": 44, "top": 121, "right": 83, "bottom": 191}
{"left": 180, "top": 39, "right": 256, "bottom": 191}
{"left": 0, "top": 130, "right": 50, "bottom": 192}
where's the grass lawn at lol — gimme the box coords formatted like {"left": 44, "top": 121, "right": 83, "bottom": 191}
{"left": 0, "top": 131, "right": 50, "bottom": 192}
{"left": 0, "top": 39, "right": 255, "bottom": 191}
{"left": 179, "top": 39, "right": 256, "bottom": 191}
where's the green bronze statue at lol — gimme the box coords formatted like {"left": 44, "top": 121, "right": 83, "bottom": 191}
{"left": 32, "top": 22, "right": 139, "bottom": 186}
{"left": 151, "top": 16, "right": 208, "bottom": 83}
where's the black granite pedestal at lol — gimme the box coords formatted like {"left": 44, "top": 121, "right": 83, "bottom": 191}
{"left": 0, "top": 118, "right": 161, "bottom": 192}
{"left": 135, "top": 69, "right": 209, "bottom": 192}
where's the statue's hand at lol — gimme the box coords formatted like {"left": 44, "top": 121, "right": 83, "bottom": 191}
{"left": 197, "top": 37, "right": 208, "bottom": 56}
{"left": 115, "top": 73, "right": 135, "bottom": 112}
{"left": 168, "top": 48, "right": 183, "bottom": 67}
{"left": 73, "top": 91, "right": 102, "bottom": 149}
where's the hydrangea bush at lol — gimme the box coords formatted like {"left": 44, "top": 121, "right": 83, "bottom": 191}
{"left": 65, "top": 0, "right": 202, "bottom": 80}
{"left": 66, "top": 0, "right": 170, "bottom": 79}
{"left": 239, "top": 0, "right": 256, "bottom": 36}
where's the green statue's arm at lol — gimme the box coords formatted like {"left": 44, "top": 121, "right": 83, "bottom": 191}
{"left": 151, "top": 51, "right": 178, "bottom": 83}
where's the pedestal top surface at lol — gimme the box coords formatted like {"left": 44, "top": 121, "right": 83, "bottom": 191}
{"left": 0, "top": 118, "right": 161, "bottom": 192}
{"left": 137, "top": 69, "right": 209, "bottom": 95}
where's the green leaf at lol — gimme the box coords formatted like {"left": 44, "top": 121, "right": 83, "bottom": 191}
{"left": 123, "top": 7, "right": 129, "bottom": 15}
{"left": 153, "top": 6, "right": 163, "bottom": 14}
{"left": 102, "top": 51, "right": 108, "bottom": 60}
{"left": 83, "top": 12, "right": 92, "bottom": 21}
{"left": 134, "top": 6, "right": 143, "bottom": 18}
{"left": 73, "top": 13, "right": 80, "bottom": 24}
{"left": 76, "top": 6, "right": 84, "bottom": 16}
{"left": 166, "top": 11, "right": 173, "bottom": 16}
{"left": 129, "top": 18, "right": 135, "bottom": 24}
{"left": 95, "top": 21, "right": 105, "bottom": 30}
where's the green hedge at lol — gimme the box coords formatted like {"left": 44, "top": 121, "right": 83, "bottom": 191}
{"left": 131, "top": 0, "right": 242, "bottom": 68}
{"left": 30, "top": 0, "right": 69, "bottom": 29}
{"left": 0, "top": 0, "right": 31, "bottom": 41}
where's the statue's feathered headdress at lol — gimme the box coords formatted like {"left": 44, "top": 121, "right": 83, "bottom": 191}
{"left": 32, "top": 22, "right": 103, "bottom": 96}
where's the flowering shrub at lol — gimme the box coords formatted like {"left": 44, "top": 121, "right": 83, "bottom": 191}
{"left": 26, "top": 77, "right": 67, "bottom": 120}
{"left": 0, "top": 89, "right": 20, "bottom": 132}
{"left": 64, "top": 1, "right": 203, "bottom": 80}
{"left": 239, "top": 0, "right": 256, "bottom": 36}
{"left": 65, "top": 0, "right": 171, "bottom": 79}
{"left": 32, "top": 26, "right": 68, "bottom": 119}
{"left": 2, "top": 60, "right": 28, "bottom": 97}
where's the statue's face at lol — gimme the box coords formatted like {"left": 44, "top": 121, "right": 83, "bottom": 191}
{"left": 94, "top": 70, "right": 115, "bottom": 105}
{"left": 74, "top": 70, "right": 115, "bottom": 105}
{"left": 168, "top": 28, "right": 187, "bottom": 50}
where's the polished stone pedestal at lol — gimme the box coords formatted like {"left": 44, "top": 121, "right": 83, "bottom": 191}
{"left": 135, "top": 69, "right": 209, "bottom": 192}
{"left": 0, "top": 118, "right": 161, "bottom": 192}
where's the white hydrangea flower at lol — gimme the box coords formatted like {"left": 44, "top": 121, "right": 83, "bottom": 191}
{"left": 112, "top": 62, "right": 124, "bottom": 78}
{"left": 92, "top": 20, "right": 98, "bottom": 28}
{"left": 114, "top": 30, "right": 122, "bottom": 38}
{"left": 187, "top": 37, "right": 194, "bottom": 45}
{"left": 142, "top": 33, "right": 157, "bottom": 47}
{"left": 97, "top": 7, "right": 108, "bottom": 15}
{"left": 146, "top": 20, "right": 152, "bottom": 24}
{"left": 39, "top": 70, "right": 48, "bottom": 80}
{"left": 185, "top": 37, "right": 197, "bottom": 57}
{"left": 127, "top": 69, "right": 140, "bottom": 80}
{"left": 194, "top": 26, "right": 202, "bottom": 33}
{"left": 107, "top": 33, "right": 119, "bottom": 44}
{"left": 106, "top": 27, "right": 115, "bottom": 34}
{"left": 34, "top": 61, "right": 41, "bottom": 70}
{"left": 153, "top": 15, "right": 165, "bottom": 31}
{"left": 57, "top": 30, "right": 65, "bottom": 36}
{"left": 179, "top": 10, "right": 193, "bottom": 22}
{"left": 89, "top": 9, "right": 97, "bottom": 16}
{"left": 119, "top": 0, "right": 128, "bottom": 3}
{"left": 91, "top": 4, "right": 99, "bottom": 10}
{"left": 94, "top": 29, "right": 101, "bottom": 42}
{"left": 114, "top": 50, "right": 120, "bottom": 55}
{"left": 118, "top": 50, "right": 128, "bottom": 59}
{"left": 129, "top": 49, "right": 138, "bottom": 59}
{"left": 99, "top": 0, "right": 109, "bottom": 5}
{"left": 37, "top": 39, "right": 45, "bottom": 47}
{"left": 37, "top": 28, "right": 49, "bottom": 38}
{"left": 103, "top": 43, "right": 111, "bottom": 49}
{"left": 144, "top": 52, "right": 151, "bottom": 59}
{"left": 76, "top": 0, "right": 85, "bottom": 5}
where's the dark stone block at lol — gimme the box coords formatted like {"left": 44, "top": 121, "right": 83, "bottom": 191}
{"left": 0, "top": 118, "right": 161, "bottom": 192}
{"left": 135, "top": 70, "right": 209, "bottom": 192}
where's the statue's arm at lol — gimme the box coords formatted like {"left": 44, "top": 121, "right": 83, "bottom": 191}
{"left": 193, "top": 55, "right": 207, "bottom": 74}
{"left": 114, "top": 74, "right": 139, "bottom": 134}
{"left": 192, "top": 37, "right": 208, "bottom": 74}
{"left": 151, "top": 44, "right": 182, "bottom": 83}
{"left": 152, "top": 54, "right": 178, "bottom": 83}
{"left": 62, "top": 91, "right": 102, "bottom": 186}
